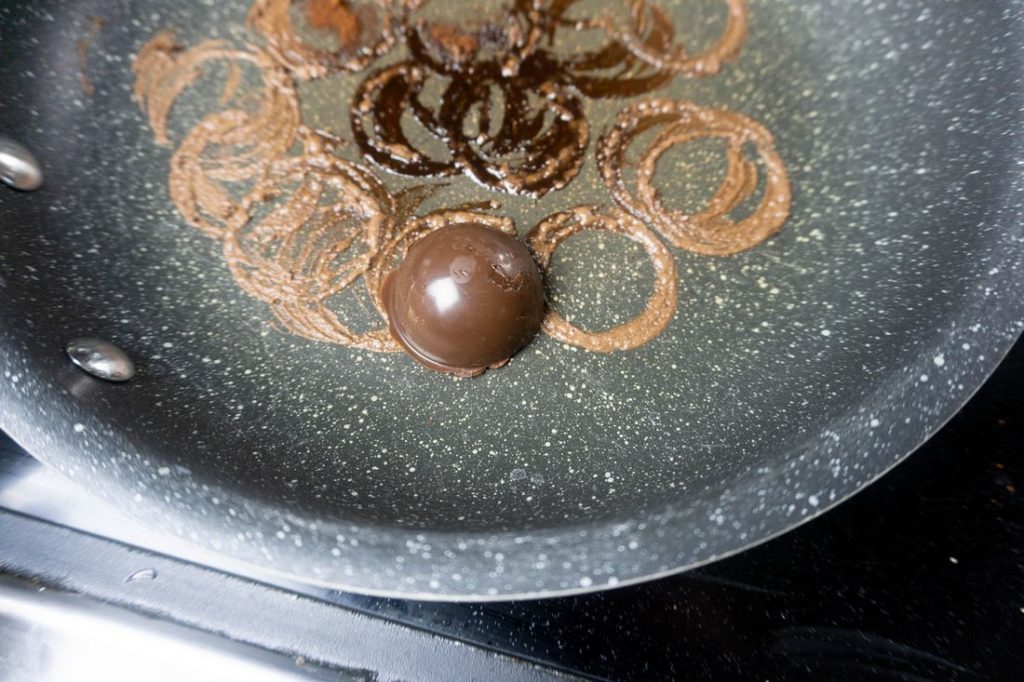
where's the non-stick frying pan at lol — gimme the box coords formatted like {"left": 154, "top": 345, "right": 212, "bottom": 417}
{"left": 1, "top": 0, "right": 1022, "bottom": 600}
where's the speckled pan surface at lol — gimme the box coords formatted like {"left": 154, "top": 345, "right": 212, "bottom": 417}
{"left": 0, "top": 0, "right": 1022, "bottom": 599}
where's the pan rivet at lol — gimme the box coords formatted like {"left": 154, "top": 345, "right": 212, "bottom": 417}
{"left": 0, "top": 137, "right": 43, "bottom": 191}
{"left": 66, "top": 338, "right": 136, "bottom": 382}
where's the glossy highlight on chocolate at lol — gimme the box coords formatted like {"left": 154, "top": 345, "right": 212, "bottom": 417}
{"left": 382, "top": 223, "right": 545, "bottom": 376}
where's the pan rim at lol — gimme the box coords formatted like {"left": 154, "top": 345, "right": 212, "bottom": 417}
{"left": 2, "top": 315, "right": 1020, "bottom": 600}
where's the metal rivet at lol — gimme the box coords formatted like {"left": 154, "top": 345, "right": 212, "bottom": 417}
{"left": 66, "top": 338, "right": 136, "bottom": 382}
{"left": 0, "top": 137, "right": 43, "bottom": 191}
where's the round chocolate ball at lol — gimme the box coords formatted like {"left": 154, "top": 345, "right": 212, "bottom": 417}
{"left": 382, "top": 223, "right": 546, "bottom": 376}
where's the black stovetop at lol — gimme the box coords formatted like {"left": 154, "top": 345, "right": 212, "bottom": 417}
{"left": 2, "top": 338, "right": 1022, "bottom": 681}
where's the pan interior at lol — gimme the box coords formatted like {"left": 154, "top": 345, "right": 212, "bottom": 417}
{"left": 0, "top": 0, "right": 1022, "bottom": 596}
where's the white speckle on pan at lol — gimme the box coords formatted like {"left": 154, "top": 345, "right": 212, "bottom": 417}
{"left": 820, "top": 329, "right": 832, "bottom": 337}
{"left": 73, "top": 423, "right": 85, "bottom": 433}
{"left": 933, "top": 354, "right": 945, "bottom": 367}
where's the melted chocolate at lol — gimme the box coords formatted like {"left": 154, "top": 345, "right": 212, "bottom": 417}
{"left": 348, "top": 0, "right": 749, "bottom": 193}
{"left": 527, "top": 205, "right": 677, "bottom": 352}
{"left": 76, "top": 16, "right": 105, "bottom": 96}
{"left": 131, "top": 0, "right": 789, "bottom": 369}
{"left": 381, "top": 223, "right": 545, "bottom": 376}
{"left": 134, "top": 32, "right": 301, "bottom": 238}
{"left": 247, "top": 0, "right": 404, "bottom": 80}
{"left": 349, "top": 0, "right": 694, "bottom": 197}
{"left": 598, "top": 0, "right": 748, "bottom": 78}
{"left": 351, "top": 53, "right": 590, "bottom": 197}
{"left": 598, "top": 99, "right": 792, "bottom": 256}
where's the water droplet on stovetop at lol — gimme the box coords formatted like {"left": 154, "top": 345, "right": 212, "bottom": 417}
{"left": 126, "top": 568, "right": 157, "bottom": 583}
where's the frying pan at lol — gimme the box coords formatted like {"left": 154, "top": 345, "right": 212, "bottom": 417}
{"left": 1, "top": 0, "right": 1022, "bottom": 600}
